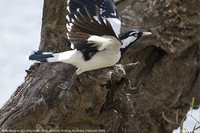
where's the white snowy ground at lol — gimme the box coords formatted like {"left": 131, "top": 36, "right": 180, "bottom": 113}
{"left": 0, "top": 0, "right": 199, "bottom": 133}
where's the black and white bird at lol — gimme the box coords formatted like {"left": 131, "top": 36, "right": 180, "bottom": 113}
{"left": 29, "top": 0, "right": 151, "bottom": 84}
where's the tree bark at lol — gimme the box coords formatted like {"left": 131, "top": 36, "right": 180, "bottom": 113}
{"left": 0, "top": 0, "right": 199, "bottom": 133}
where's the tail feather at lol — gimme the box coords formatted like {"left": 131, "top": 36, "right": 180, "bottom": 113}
{"left": 28, "top": 50, "right": 77, "bottom": 64}
{"left": 28, "top": 51, "right": 57, "bottom": 62}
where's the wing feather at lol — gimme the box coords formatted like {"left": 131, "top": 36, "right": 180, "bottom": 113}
{"left": 66, "top": 0, "right": 121, "bottom": 51}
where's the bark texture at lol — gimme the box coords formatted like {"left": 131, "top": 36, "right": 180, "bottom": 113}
{"left": 0, "top": 0, "right": 199, "bottom": 133}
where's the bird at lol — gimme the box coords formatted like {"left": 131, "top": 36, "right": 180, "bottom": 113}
{"left": 28, "top": 0, "right": 151, "bottom": 89}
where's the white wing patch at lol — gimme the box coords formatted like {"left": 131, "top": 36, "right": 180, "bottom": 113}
{"left": 92, "top": 16, "right": 121, "bottom": 37}
{"left": 87, "top": 35, "right": 109, "bottom": 51}
{"left": 87, "top": 35, "right": 121, "bottom": 51}
{"left": 107, "top": 18, "right": 121, "bottom": 36}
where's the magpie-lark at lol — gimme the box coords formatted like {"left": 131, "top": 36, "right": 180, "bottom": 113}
{"left": 29, "top": 0, "right": 151, "bottom": 88}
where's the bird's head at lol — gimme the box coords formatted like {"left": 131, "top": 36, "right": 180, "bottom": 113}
{"left": 119, "top": 29, "right": 152, "bottom": 55}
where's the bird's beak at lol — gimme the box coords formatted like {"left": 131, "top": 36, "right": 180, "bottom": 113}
{"left": 142, "top": 31, "right": 152, "bottom": 36}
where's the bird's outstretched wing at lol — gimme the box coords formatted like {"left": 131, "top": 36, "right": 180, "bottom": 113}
{"left": 66, "top": 0, "right": 121, "bottom": 50}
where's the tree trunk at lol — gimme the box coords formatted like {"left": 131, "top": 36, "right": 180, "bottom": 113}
{"left": 0, "top": 0, "right": 199, "bottom": 133}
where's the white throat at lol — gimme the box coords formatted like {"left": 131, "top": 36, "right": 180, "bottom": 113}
{"left": 121, "top": 36, "right": 137, "bottom": 48}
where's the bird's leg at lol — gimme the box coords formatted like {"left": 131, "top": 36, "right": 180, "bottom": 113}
{"left": 66, "top": 70, "right": 77, "bottom": 89}
{"left": 59, "top": 69, "right": 79, "bottom": 90}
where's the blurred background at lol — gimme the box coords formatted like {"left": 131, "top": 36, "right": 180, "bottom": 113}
{"left": 0, "top": 0, "right": 43, "bottom": 107}
{"left": 0, "top": 0, "right": 199, "bottom": 132}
